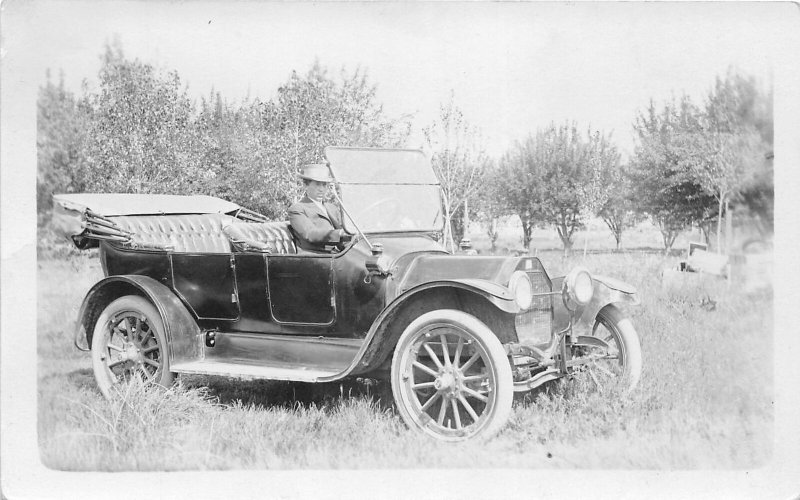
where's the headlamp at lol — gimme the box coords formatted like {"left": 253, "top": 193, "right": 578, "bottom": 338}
{"left": 563, "top": 267, "right": 594, "bottom": 311}
{"left": 508, "top": 271, "right": 533, "bottom": 310}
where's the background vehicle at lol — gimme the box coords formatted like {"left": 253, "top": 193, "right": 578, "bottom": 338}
{"left": 54, "top": 147, "right": 642, "bottom": 441}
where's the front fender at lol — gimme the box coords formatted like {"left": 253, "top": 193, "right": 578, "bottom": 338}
{"left": 578, "top": 275, "right": 639, "bottom": 328}
{"left": 321, "top": 279, "right": 519, "bottom": 380}
{"left": 552, "top": 274, "right": 639, "bottom": 331}
{"left": 77, "top": 275, "right": 201, "bottom": 364}
{"left": 444, "top": 278, "right": 520, "bottom": 313}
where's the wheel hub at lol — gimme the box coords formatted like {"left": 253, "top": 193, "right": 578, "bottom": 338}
{"left": 121, "top": 341, "right": 144, "bottom": 364}
{"left": 434, "top": 368, "right": 464, "bottom": 396}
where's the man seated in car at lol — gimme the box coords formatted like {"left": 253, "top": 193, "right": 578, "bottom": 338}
{"left": 288, "top": 164, "right": 351, "bottom": 252}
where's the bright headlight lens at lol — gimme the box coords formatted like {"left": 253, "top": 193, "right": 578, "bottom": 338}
{"left": 509, "top": 271, "right": 533, "bottom": 310}
{"left": 573, "top": 272, "right": 593, "bottom": 304}
{"left": 564, "top": 267, "right": 594, "bottom": 309}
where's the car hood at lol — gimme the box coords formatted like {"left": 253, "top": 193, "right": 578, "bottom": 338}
{"left": 393, "top": 253, "right": 521, "bottom": 294}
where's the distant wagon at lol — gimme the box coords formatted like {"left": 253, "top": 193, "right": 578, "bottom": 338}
{"left": 54, "top": 147, "right": 642, "bottom": 441}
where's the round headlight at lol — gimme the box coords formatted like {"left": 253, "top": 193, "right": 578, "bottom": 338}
{"left": 508, "top": 271, "right": 533, "bottom": 310}
{"left": 563, "top": 267, "right": 594, "bottom": 310}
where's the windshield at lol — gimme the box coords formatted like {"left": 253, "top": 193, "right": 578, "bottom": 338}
{"left": 326, "top": 148, "right": 443, "bottom": 233}
{"left": 339, "top": 184, "right": 443, "bottom": 233}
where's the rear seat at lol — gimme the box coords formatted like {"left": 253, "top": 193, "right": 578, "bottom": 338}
{"left": 110, "top": 214, "right": 297, "bottom": 254}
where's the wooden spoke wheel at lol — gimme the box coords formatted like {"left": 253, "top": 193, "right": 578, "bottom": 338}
{"left": 391, "top": 309, "right": 513, "bottom": 441}
{"left": 91, "top": 295, "right": 173, "bottom": 398}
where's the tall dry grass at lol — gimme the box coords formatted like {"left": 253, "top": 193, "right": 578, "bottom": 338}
{"left": 38, "top": 244, "right": 773, "bottom": 470}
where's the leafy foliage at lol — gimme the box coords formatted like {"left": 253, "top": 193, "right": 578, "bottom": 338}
{"left": 81, "top": 44, "right": 207, "bottom": 195}
{"left": 37, "top": 71, "right": 92, "bottom": 216}
{"left": 473, "top": 163, "right": 510, "bottom": 252}
{"left": 423, "top": 93, "right": 490, "bottom": 251}
{"left": 596, "top": 163, "right": 642, "bottom": 250}
{"left": 630, "top": 69, "right": 773, "bottom": 251}
{"left": 697, "top": 70, "right": 773, "bottom": 234}
{"left": 631, "top": 97, "right": 717, "bottom": 250}
{"left": 37, "top": 48, "right": 410, "bottom": 223}
{"left": 499, "top": 123, "right": 619, "bottom": 254}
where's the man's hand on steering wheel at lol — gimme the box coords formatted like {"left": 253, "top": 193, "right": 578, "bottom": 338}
{"left": 338, "top": 228, "right": 353, "bottom": 242}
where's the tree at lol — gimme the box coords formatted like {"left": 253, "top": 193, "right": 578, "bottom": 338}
{"left": 540, "top": 124, "right": 589, "bottom": 254}
{"left": 258, "top": 62, "right": 411, "bottom": 218}
{"left": 194, "top": 92, "right": 271, "bottom": 215}
{"left": 80, "top": 43, "right": 207, "bottom": 194}
{"left": 473, "top": 163, "right": 508, "bottom": 253}
{"left": 631, "top": 97, "right": 716, "bottom": 250}
{"left": 676, "top": 126, "right": 763, "bottom": 250}
{"left": 423, "top": 93, "right": 489, "bottom": 251}
{"left": 500, "top": 123, "right": 618, "bottom": 255}
{"left": 580, "top": 131, "right": 633, "bottom": 250}
{"left": 497, "top": 140, "right": 543, "bottom": 252}
{"left": 37, "top": 70, "right": 91, "bottom": 220}
{"left": 678, "top": 70, "right": 772, "bottom": 248}
{"left": 596, "top": 163, "right": 641, "bottom": 250}
{"left": 631, "top": 70, "right": 773, "bottom": 252}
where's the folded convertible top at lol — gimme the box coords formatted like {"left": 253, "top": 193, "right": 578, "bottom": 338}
{"left": 51, "top": 193, "right": 266, "bottom": 249}
{"left": 53, "top": 193, "right": 243, "bottom": 216}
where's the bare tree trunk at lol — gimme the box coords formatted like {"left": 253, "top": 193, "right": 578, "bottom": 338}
{"left": 463, "top": 198, "right": 469, "bottom": 240}
{"left": 659, "top": 227, "right": 679, "bottom": 253}
{"left": 724, "top": 198, "right": 732, "bottom": 255}
{"left": 716, "top": 198, "right": 723, "bottom": 252}
{"left": 557, "top": 223, "right": 573, "bottom": 257}
{"left": 487, "top": 218, "right": 499, "bottom": 252}
{"left": 521, "top": 219, "right": 533, "bottom": 252}
{"left": 602, "top": 216, "right": 622, "bottom": 251}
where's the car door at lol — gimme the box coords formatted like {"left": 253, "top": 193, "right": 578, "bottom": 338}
{"left": 171, "top": 253, "right": 240, "bottom": 320}
{"left": 267, "top": 254, "right": 335, "bottom": 326}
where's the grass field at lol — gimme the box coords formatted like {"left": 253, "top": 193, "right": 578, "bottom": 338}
{"left": 37, "top": 225, "right": 773, "bottom": 470}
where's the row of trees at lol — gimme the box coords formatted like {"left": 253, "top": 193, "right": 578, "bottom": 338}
{"left": 38, "top": 44, "right": 773, "bottom": 254}
{"left": 436, "top": 70, "right": 772, "bottom": 254}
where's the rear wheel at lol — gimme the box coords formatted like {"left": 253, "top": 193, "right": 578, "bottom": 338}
{"left": 91, "top": 295, "right": 173, "bottom": 398}
{"left": 390, "top": 309, "right": 513, "bottom": 441}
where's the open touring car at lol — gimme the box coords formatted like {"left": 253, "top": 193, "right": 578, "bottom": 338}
{"left": 54, "top": 147, "right": 642, "bottom": 441}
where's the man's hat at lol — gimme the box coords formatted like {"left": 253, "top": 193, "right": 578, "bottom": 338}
{"left": 298, "top": 164, "right": 334, "bottom": 183}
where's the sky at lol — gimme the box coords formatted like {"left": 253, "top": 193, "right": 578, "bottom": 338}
{"left": 16, "top": 1, "right": 783, "bottom": 160}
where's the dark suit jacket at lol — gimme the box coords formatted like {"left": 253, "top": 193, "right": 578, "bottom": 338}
{"left": 287, "top": 195, "right": 345, "bottom": 252}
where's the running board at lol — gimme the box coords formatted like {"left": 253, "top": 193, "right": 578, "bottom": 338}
{"left": 171, "top": 360, "right": 341, "bottom": 382}
{"left": 169, "top": 332, "right": 364, "bottom": 382}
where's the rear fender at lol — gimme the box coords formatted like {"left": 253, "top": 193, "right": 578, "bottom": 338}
{"left": 334, "top": 279, "right": 518, "bottom": 378}
{"left": 76, "top": 275, "right": 201, "bottom": 364}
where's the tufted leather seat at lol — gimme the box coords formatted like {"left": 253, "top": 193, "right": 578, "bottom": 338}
{"left": 223, "top": 221, "right": 297, "bottom": 254}
{"left": 112, "top": 214, "right": 239, "bottom": 253}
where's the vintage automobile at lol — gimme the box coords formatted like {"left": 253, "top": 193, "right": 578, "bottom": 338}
{"left": 54, "top": 147, "right": 642, "bottom": 441}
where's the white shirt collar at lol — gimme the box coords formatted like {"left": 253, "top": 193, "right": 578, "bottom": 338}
{"left": 310, "top": 198, "right": 325, "bottom": 212}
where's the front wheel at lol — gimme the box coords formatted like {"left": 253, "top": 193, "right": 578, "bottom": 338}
{"left": 572, "top": 304, "right": 642, "bottom": 393}
{"left": 91, "top": 295, "right": 174, "bottom": 398}
{"left": 390, "top": 309, "right": 513, "bottom": 441}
